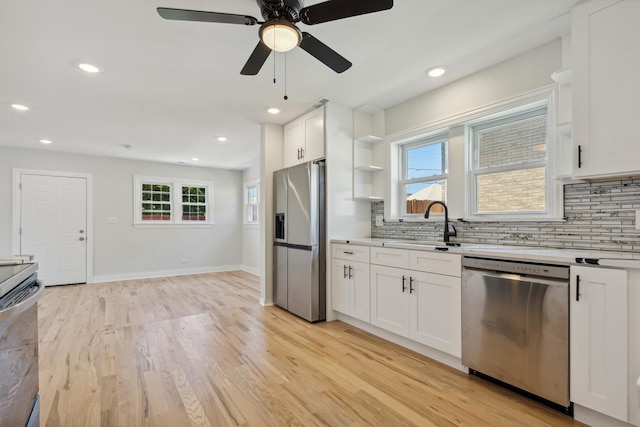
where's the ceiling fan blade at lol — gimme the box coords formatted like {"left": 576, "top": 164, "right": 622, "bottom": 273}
{"left": 157, "top": 8, "right": 259, "bottom": 25}
{"left": 240, "top": 41, "right": 272, "bottom": 75}
{"left": 299, "top": 32, "right": 352, "bottom": 73}
{"left": 300, "top": 0, "right": 393, "bottom": 25}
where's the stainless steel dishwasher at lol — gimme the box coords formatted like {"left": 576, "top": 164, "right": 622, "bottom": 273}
{"left": 461, "top": 256, "right": 570, "bottom": 410}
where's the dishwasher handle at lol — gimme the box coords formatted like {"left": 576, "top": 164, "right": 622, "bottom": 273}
{"left": 463, "top": 268, "right": 569, "bottom": 288}
{"left": 0, "top": 280, "right": 45, "bottom": 321}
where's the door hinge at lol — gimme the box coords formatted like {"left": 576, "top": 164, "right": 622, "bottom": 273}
{"left": 18, "top": 182, "right": 22, "bottom": 190}
{"left": 19, "top": 227, "right": 22, "bottom": 235}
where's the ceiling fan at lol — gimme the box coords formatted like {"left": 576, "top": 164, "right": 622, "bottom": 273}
{"left": 157, "top": 0, "right": 394, "bottom": 75}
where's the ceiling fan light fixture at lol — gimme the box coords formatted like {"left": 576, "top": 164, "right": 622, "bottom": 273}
{"left": 260, "top": 21, "right": 301, "bottom": 52}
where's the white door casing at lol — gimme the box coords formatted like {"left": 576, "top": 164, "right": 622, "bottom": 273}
{"left": 13, "top": 169, "right": 93, "bottom": 286}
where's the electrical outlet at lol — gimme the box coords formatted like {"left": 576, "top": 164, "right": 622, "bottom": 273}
{"left": 105, "top": 217, "right": 117, "bottom": 224}
{"left": 375, "top": 215, "right": 383, "bottom": 227}
{"left": 181, "top": 258, "right": 189, "bottom": 264}
{"left": 636, "top": 210, "right": 640, "bottom": 230}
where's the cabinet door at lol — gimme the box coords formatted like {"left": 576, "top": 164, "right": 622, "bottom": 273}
{"left": 284, "top": 119, "right": 303, "bottom": 167}
{"left": 303, "top": 107, "right": 325, "bottom": 162}
{"left": 350, "top": 261, "right": 370, "bottom": 323}
{"left": 572, "top": 0, "right": 640, "bottom": 178}
{"left": 570, "top": 266, "right": 628, "bottom": 421}
{"left": 331, "top": 259, "right": 350, "bottom": 315}
{"left": 370, "top": 265, "right": 410, "bottom": 337}
{"left": 409, "top": 271, "right": 461, "bottom": 357}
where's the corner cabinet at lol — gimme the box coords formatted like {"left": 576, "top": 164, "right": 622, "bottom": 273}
{"left": 572, "top": 0, "right": 640, "bottom": 179}
{"left": 284, "top": 106, "right": 325, "bottom": 168}
{"left": 570, "top": 265, "right": 628, "bottom": 422}
{"left": 352, "top": 106, "right": 385, "bottom": 201}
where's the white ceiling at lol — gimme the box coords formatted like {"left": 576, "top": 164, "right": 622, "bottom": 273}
{"left": 0, "top": 0, "right": 579, "bottom": 170}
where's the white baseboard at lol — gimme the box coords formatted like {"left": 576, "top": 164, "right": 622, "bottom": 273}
{"left": 333, "top": 313, "right": 467, "bottom": 373}
{"left": 574, "top": 404, "right": 634, "bottom": 427}
{"left": 91, "top": 265, "right": 244, "bottom": 283}
{"left": 240, "top": 265, "right": 261, "bottom": 277}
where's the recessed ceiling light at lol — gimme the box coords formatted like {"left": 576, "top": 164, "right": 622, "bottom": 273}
{"left": 268, "top": 107, "right": 280, "bottom": 114}
{"left": 11, "top": 104, "right": 29, "bottom": 111}
{"left": 217, "top": 136, "right": 228, "bottom": 142}
{"left": 192, "top": 157, "right": 200, "bottom": 162}
{"left": 426, "top": 66, "right": 447, "bottom": 78}
{"left": 39, "top": 139, "right": 52, "bottom": 144}
{"left": 77, "top": 63, "right": 102, "bottom": 73}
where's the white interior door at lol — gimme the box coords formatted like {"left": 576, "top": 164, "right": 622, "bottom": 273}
{"left": 20, "top": 174, "right": 87, "bottom": 286}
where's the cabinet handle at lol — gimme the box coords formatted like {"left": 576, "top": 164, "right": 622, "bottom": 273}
{"left": 348, "top": 266, "right": 353, "bottom": 279}
{"left": 576, "top": 275, "right": 580, "bottom": 302}
{"left": 409, "top": 277, "right": 414, "bottom": 294}
{"left": 402, "top": 275, "right": 406, "bottom": 293}
{"left": 297, "top": 148, "right": 301, "bottom": 160}
{"left": 578, "top": 145, "right": 583, "bottom": 168}
{"left": 343, "top": 251, "right": 354, "bottom": 255}
{"left": 300, "top": 147, "right": 305, "bottom": 159}
{"left": 343, "top": 265, "right": 348, "bottom": 279}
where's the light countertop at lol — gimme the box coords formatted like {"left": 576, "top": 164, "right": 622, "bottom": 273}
{"left": 331, "top": 238, "right": 640, "bottom": 269}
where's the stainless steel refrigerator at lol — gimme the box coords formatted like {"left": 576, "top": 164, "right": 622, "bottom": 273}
{"left": 273, "top": 161, "right": 325, "bottom": 322}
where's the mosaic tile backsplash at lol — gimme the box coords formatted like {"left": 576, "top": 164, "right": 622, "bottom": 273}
{"left": 371, "top": 178, "right": 640, "bottom": 253}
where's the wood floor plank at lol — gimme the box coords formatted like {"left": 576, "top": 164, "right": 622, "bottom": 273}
{"left": 38, "top": 271, "right": 585, "bottom": 426}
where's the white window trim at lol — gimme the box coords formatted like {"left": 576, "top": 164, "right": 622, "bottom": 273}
{"left": 133, "top": 175, "right": 215, "bottom": 228}
{"left": 399, "top": 133, "right": 449, "bottom": 218}
{"left": 243, "top": 179, "right": 260, "bottom": 226}
{"left": 386, "top": 85, "right": 564, "bottom": 222}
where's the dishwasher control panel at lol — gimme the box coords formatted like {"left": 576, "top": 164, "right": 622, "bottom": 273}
{"left": 462, "top": 256, "right": 569, "bottom": 280}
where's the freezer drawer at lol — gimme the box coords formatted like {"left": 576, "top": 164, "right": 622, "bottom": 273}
{"left": 287, "top": 246, "right": 325, "bottom": 322}
{"left": 273, "top": 244, "right": 288, "bottom": 309}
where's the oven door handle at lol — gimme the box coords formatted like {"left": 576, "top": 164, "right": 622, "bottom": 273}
{"left": 463, "top": 268, "right": 568, "bottom": 288}
{"left": 0, "top": 280, "right": 45, "bottom": 321}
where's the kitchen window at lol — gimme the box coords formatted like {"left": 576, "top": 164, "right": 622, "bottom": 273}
{"left": 387, "top": 87, "right": 563, "bottom": 221}
{"left": 134, "top": 175, "right": 214, "bottom": 226}
{"left": 400, "top": 133, "right": 448, "bottom": 216}
{"left": 469, "top": 107, "right": 549, "bottom": 217}
{"left": 244, "top": 180, "right": 260, "bottom": 225}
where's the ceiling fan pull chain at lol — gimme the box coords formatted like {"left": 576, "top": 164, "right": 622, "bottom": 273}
{"left": 284, "top": 52, "right": 288, "bottom": 101}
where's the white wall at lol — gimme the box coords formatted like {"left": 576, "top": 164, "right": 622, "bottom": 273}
{"left": 0, "top": 146, "right": 243, "bottom": 282}
{"left": 241, "top": 161, "right": 261, "bottom": 276}
{"left": 260, "top": 123, "right": 284, "bottom": 305}
{"left": 385, "top": 39, "right": 562, "bottom": 136}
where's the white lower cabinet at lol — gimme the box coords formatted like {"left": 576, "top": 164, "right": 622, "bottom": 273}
{"left": 332, "top": 260, "right": 370, "bottom": 322}
{"left": 370, "top": 261, "right": 461, "bottom": 357}
{"left": 570, "top": 265, "right": 628, "bottom": 422}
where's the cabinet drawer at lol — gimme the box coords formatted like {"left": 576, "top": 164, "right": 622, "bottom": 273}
{"left": 370, "top": 247, "right": 410, "bottom": 269}
{"left": 409, "top": 251, "right": 461, "bottom": 277}
{"left": 332, "top": 244, "right": 369, "bottom": 263}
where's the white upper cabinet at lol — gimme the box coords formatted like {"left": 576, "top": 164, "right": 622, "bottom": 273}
{"left": 283, "top": 106, "right": 325, "bottom": 167}
{"left": 572, "top": 0, "right": 640, "bottom": 179}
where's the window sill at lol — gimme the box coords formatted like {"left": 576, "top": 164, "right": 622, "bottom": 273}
{"left": 133, "top": 222, "right": 215, "bottom": 229}
{"left": 243, "top": 223, "right": 260, "bottom": 228}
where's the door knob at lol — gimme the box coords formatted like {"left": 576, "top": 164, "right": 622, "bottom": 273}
{"left": 79, "top": 237, "right": 85, "bottom": 241}
{"left": 79, "top": 230, "right": 85, "bottom": 233}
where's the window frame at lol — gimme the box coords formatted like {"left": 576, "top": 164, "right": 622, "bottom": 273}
{"left": 399, "top": 132, "right": 449, "bottom": 217}
{"left": 243, "top": 180, "right": 260, "bottom": 226}
{"left": 133, "top": 175, "right": 215, "bottom": 227}
{"left": 386, "top": 86, "right": 563, "bottom": 222}
{"left": 468, "top": 106, "right": 551, "bottom": 219}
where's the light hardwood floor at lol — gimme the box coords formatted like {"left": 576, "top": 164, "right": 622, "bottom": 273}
{"left": 38, "top": 272, "right": 584, "bottom": 426}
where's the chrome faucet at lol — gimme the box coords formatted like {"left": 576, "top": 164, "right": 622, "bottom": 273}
{"left": 424, "top": 201, "right": 457, "bottom": 243}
